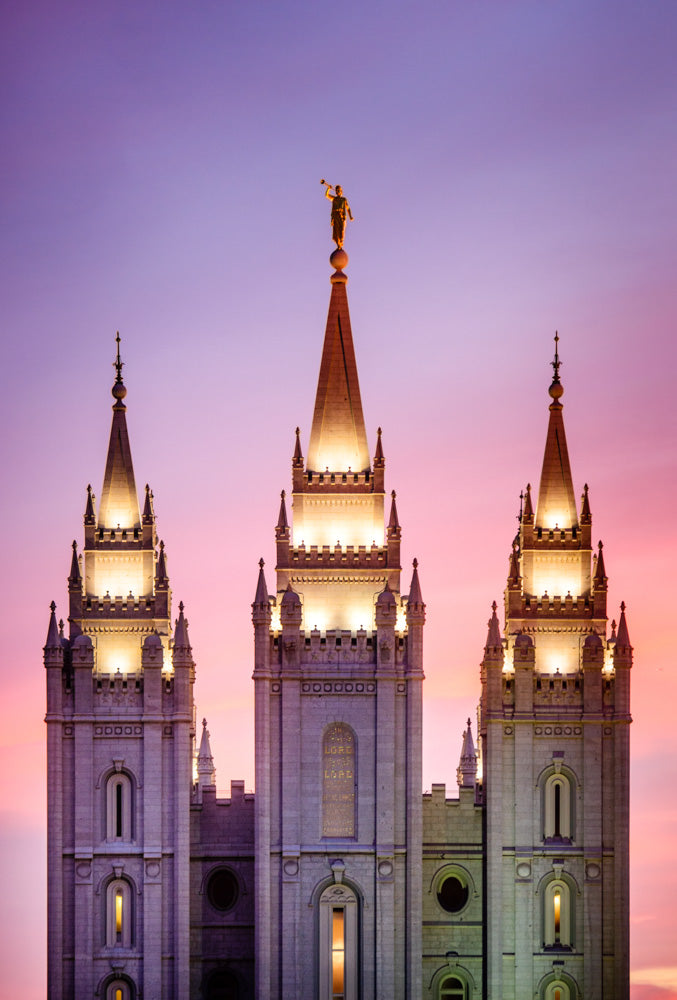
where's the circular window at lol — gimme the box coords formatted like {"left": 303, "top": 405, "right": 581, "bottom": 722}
{"left": 206, "top": 868, "right": 239, "bottom": 911}
{"left": 437, "top": 874, "right": 469, "bottom": 913}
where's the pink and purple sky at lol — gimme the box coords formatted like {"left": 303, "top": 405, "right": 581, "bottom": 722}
{"left": 2, "top": 3, "right": 676, "bottom": 996}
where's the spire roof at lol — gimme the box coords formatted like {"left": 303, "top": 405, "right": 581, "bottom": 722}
{"left": 408, "top": 558, "right": 423, "bottom": 605}
{"left": 306, "top": 266, "right": 369, "bottom": 473}
{"left": 486, "top": 601, "right": 502, "bottom": 647}
{"left": 535, "top": 334, "right": 577, "bottom": 530}
{"left": 45, "top": 601, "right": 60, "bottom": 647}
{"left": 456, "top": 718, "right": 477, "bottom": 789}
{"left": 98, "top": 334, "right": 141, "bottom": 530}
{"left": 68, "top": 540, "right": 81, "bottom": 585}
{"left": 388, "top": 490, "right": 400, "bottom": 531}
{"left": 254, "top": 558, "right": 268, "bottom": 605}
{"left": 277, "top": 491, "right": 289, "bottom": 531}
{"left": 197, "top": 718, "right": 216, "bottom": 788}
{"left": 173, "top": 600, "right": 190, "bottom": 648}
{"left": 594, "top": 540, "right": 607, "bottom": 585}
{"left": 616, "top": 601, "right": 631, "bottom": 648}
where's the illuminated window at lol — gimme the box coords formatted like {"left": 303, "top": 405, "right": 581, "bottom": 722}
{"left": 544, "top": 981, "right": 570, "bottom": 1000}
{"left": 543, "top": 878, "right": 573, "bottom": 949}
{"left": 106, "top": 878, "right": 133, "bottom": 948}
{"left": 439, "top": 975, "right": 466, "bottom": 998}
{"left": 106, "top": 772, "right": 133, "bottom": 841}
{"left": 322, "top": 724, "right": 356, "bottom": 838}
{"left": 543, "top": 770, "right": 574, "bottom": 842}
{"left": 105, "top": 980, "right": 132, "bottom": 1000}
{"left": 318, "top": 883, "right": 358, "bottom": 1000}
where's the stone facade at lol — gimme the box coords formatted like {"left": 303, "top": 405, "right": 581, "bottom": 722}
{"left": 45, "top": 259, "right": 631, "bottom": 999}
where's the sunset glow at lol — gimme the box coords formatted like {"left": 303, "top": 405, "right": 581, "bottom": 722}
{"left": 2, "top": 2, "right": 676, "bottom": 997}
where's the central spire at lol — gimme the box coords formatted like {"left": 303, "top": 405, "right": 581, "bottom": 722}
{"left": 535, "top": 333, "right": 577, "bottom": 530}
{"left": 98, "top": 333, "right": 141, "bottom": 530}
{"left": 306, "top": 253, "right": 370, "bottom": 473}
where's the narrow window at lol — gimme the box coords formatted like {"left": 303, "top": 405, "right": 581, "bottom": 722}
{"left": 332, "top": 909, "right": 345, "bottom": 999}
{"left": 554, "top": 783, "right": 561, "bottom": 837}
{"left": 544, "top": 772, "right": 573, "bottom": 841}
{"left": 116, "top": 784, "right": 123, "bottom": 838}
{"left": 544, "top": 879, "right": 572, "bottom": 949}
{"left": 319, "top": 884, "right": 357, "bottom": 1000}
{"left": 115, "top": 889, "right": 123, "bottom": 942}
{"left": 106, "top": 879, "right": 133, "bottom": 948}
{"left": 553, "top": 891, "right": 561, "bottom": 941}
{"left": 106, "top": 773, "right": 133, "bottom": 841}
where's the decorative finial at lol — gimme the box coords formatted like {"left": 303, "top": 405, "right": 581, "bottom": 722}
{"left": 620, "top": 600, "right": 626, "bottom": 612}
{"left": 112, "top": 331, "right": 127, "bottom": 402}
{"left": 179, "top": 599, "right": 184, "bottom": 612}
{"left": 491, "top": 600, "right": 497, "bottom": 612}
{"left": 50, "top": 600, "right": 56, "bottom": 613}
{"left": 467, "top": 717, "right": 471, "bottom": 727}
{"left": 548, "top": 331, "right": 563, "bottom": 401}
{"left": 518, "top": 490, "right": 524, "bottom": 522}
{"left": 413, "top": 557, "right": 418, "bottom": 569}
{"left": 259, "top": 557, "right": 264, "bottom": 569}
{"left": 202, "top": 717, "right": 207, "bottom": 729}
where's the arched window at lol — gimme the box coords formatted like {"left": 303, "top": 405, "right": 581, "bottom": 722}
{"left": 106, "top": 772, "right": 133, "bottom": 841}
{"left": 105, "top": 979, "right": 134, "bottom": 1000}
{"left": 318, "top": 883, "right": 358, "bottom": 1000}
{"left": 439, "top": 975, "right": 466, "bottom": 998}
{"left": 543, "top": 878, "right": 573, "bottom": 949}
{"left": 322, "top": 724, "right": 356, "bottom": 838}
{"left": 204, "top": 969, "right": 239, "bottom": 999}
{"left": 544, "top": 982, "right": 570, "bottom": 1000}
{"left": 543, "top": 770, "right": 574, "bottom": 842}
{"left": 105, "top": 878, "right": 134, "bottom": 948}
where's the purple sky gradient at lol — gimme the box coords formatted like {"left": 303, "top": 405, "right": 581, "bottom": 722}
{"left": 2, "top": 3, "right": 676, "bottom": 996}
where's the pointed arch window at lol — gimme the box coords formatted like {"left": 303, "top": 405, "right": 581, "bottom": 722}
{"left": 322, "top": 723, "right": 356, "bottom": 838}
{"left": 106, "top": 878, "right": 133, "bottom": 948}
{"left": 543, "top": 770, "right": 574, "bottom": 842}
{"left": 106, "top": 772, "right": 134, "bottom": 841}
{"left": 543, "top": 878, "right": 573, "bottom": 949}
{"left": 318, "top": 883, "right": 358, "bottom": 1000}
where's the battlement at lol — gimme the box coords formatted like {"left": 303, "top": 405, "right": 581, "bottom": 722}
{"left": 280, "top": 542, "right": 391, "bottom": 569}
{"left": 512, "top": 593, "right": 594, "bottom": 616}
{"left": 80, "top": 594, "right": 163, "bottom": 615}
{"left": 87, "top": 527, "right": 154, "bottom": 548}
{"left": 296, "top": 469, "right": 377, "bottom": 491}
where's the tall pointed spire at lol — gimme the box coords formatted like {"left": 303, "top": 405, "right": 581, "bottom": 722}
{"left": 306, "top": 258, "right": 369, "bottom": 473}
{"left": 616, "top": 601, "right": 631, "bottom": 649}
{"left": 98, "top": 333, "right": 141, "bottom": 530}
{"left": 276, "top": 491, "right": 289, "bottom": 532}
{"left": 535, "top": 333, "right": 577, "bottom": 530}
{"left": 408, "top": 558, "right": 423, "bottom": 606}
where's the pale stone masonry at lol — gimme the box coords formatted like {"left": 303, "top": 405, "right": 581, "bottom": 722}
{"left": 45, "top": 254, "right": 631, "bottom": 999}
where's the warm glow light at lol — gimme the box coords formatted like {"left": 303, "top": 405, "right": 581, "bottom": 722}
{"left": 554, "top": 890, "right": 561, "bottom": 935}
{"left": 332, "top": 908, "right": 345, "bottom": 993}
{"left": 542, "top": 512, "right": 569, "bottom": 531}
{"left": 395, "top": 608, "right": 407, "bottom": 632}
{"left": 115, "top": 890, "right": 123, "bottom": 934}
{"left": 270, "top": 606, "right": 281, "bottom": 632}
{"left": 546, "top": 654, "right": 568, "bottom": 675}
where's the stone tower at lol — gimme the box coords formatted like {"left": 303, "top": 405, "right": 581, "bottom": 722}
{"left": 479, "top": 339, "right": 631, "bottom": 1000}
{"left": 45, "top": 340, "right": 195, "bottom": 999}
{"left": 253, "top": 250, "right": 425, "bottom": 999}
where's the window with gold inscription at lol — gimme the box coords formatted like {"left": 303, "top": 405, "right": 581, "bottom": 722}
{"left": 322, "top": 723, "right": 356, "bottom": 838}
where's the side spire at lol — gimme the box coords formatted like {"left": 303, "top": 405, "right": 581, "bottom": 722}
{"left": 98, "top": 333, "right": 141, "bottom": 530}
{"left": 456, "top": 718, "right": 477, "bottom": 789}
{"left": 486, "top": 601, "right": 502, "bottom": 648}
{"left": 306, "top": 257, "right": 369, "bottom": 473}
{"left": 197, "top": 718, "right": 216, "bottom": 790}
{"left": 45, "top": 600, "right": 60, "bottom": 648}
{"left": 535, "top": 333, "right": 577, "bottom": 530}
{"left": 254, "top": 558, "right": 269, "bottom": 605}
